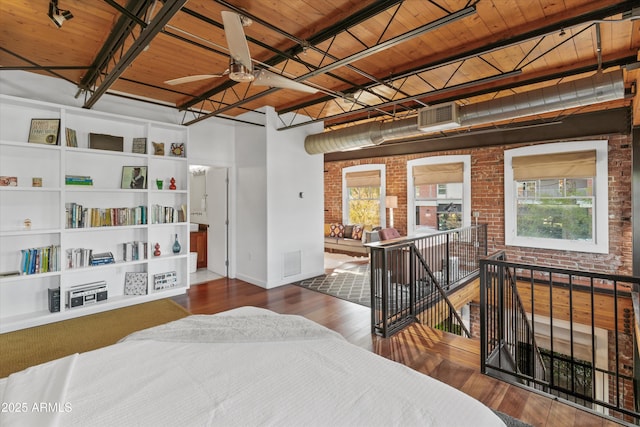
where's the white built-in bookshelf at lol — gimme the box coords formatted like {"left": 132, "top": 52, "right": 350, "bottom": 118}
{"left": 0, "top": 94, "right": 190, "bottom": 333}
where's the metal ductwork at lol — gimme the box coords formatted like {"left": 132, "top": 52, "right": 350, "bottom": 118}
{"left": 460, "top": 69, "right": 624, "bottom": 126}
{"left": 304, "top": 69, "right": 625, "bottom": 155}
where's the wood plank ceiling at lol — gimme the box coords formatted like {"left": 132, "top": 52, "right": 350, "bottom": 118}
{"left": 1, "top": 0, "right": 638, "bottom": 136}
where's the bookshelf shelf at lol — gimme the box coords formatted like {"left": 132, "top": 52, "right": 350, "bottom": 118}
{"left": 0, "top": 94, "right": 190, "bottom": 333}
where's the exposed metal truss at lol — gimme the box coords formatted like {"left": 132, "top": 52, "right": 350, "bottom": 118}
{"left": 277, "top": 1, "right": 637, "bottom": 130}
{"left": 178, "top": 1, "right": 477, "bottom": 126}
{"left": 79, "top": 0, "right": 187, "bottom": 109}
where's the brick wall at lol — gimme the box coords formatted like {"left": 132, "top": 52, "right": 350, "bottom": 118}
{"left": 324, "top": 134, "right": 633, "bottom": 275}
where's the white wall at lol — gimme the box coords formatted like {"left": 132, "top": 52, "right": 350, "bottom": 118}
{"left": 234, "top": 123, "right": 268, "bottom": 286}
{"left": 265, "top": 108, "right": 325, "bottom": 287}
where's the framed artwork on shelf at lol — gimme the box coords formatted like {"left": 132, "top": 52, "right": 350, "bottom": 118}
{"left": 132, "top": 137, "right": 147, "bottom": 154}
{"left": 121, "top": 166, "right": 148, "bottom": 189}
{"left": 170, "top": 142, "right": 185, "bottom": 157}
{"left": 0, "top": 176, "right": 18, "bottom": 186}
{"left": 152, "top": 141, "right": 164, "bottom": 156}
{"left": 28, "top": 119, "right": 60, "bottom": 145}
{"left": 124, "top": 272, "right": 148, "bottom": 295}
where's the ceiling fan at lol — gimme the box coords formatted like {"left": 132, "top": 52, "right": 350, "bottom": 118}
{"left": 165, "top": 11, "right": 317, "bottom": 94}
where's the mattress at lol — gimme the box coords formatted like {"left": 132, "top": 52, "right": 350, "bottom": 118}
{"left": 0, "top": 306, "right": 505, "bottom": 426}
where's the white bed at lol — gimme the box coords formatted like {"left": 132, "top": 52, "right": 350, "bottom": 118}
{"left": 0, "top": 307, "right": 506, "bottom": 426}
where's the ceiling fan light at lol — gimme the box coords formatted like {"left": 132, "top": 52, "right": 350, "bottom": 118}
{"left": 228, "top": 61, "right": 254, "bottom": 82}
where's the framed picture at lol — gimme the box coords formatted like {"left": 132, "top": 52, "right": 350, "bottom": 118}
{"left": 124, "top": 272, "right": 148, "bottom": 295}
{"left": 152, "top": 141, "right": 165, "bottom": 156}
{"left": 170, "top": 142, "right": 185, "bottom": 157}
{"left": 121, "top": 166, "right": 147, "bottom": 189}
{"left": 132, "top": 137, "right": 147, "bottom": 154}
{"left": 28, "top": 119, "right": 60, "bottom": 145}
{"left": 0, "top": 176, "right": 18, "bottom": 186}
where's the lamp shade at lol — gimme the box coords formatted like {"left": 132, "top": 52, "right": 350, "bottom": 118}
{"left": 386, "top": 195, "right": 398, "bottom": 209}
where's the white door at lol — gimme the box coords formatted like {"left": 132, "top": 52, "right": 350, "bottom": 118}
{"left": 207, "top": 167, "right": 228, "bottom": 276}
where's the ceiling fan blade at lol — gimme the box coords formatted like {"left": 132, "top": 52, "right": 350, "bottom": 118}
{"left": 253, "top": 69, "right": 318, "bottom": 94}
{"left": 221, "top": 11, "right": 253, "bottom": 71}
{"left": 164, "top": 74, "right": 223, "bottom": 85}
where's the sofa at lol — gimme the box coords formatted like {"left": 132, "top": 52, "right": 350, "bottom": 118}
{"left": 324, "top": 223, "right": 380, "bottom": 255}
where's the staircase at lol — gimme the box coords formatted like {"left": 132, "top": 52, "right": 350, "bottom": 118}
{"left": 368, "top": 224, "right": 486, "bottom": 337}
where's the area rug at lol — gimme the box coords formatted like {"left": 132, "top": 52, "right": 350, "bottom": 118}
{"left": 0, "top": 298, "right": 190, "bottom": 378}
{"left": 297, "top": 263, "right": 371, "bottom": 307}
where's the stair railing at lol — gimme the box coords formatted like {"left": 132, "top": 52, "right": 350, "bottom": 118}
{"left": 369, "top": 224, "right": 486, "bottom": 337}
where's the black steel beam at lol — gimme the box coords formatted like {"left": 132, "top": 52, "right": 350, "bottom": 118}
{"left": 83, "top": 0, "right": 187, "bottom": 109}
{"left": 79, "top": 0, "right": 149, "bottom": 94}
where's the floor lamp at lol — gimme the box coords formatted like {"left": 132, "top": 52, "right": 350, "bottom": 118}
{"left": 386, "top": 196, "right": 398, "bottom": 228}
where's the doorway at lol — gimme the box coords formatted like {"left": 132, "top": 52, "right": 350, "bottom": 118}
{"left": 188, "top": 165, "right": 229, "bottom": 284}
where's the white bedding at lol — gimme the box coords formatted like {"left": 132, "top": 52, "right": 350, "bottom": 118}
{"left": 0, "top": 307, "right": 505, "bottom": 426}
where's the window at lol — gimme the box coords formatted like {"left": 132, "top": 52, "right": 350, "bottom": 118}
{"left": 407, "top": 156, "right": 470, "bottom": 234}
{"left": 342, "top": 165, "right": 385, "bottom": 227}
{"left": 504, "top": 141, "right": 608, "bottom": 253}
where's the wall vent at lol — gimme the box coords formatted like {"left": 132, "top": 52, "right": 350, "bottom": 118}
{"left": 283, "top": 250, "right": 302, "bottom": 278}
{"left": 417, "top": 102, "right": 461, "bottom": 131}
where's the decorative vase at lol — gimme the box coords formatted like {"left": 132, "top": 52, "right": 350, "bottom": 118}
{"left": 172, "top": 234, "right": 181, "bottom": 254}
{"left": 154, "top": 242, "right": 161, "bottom": 257}
{"left": 169, "top": 177, "right": 176, "bottom": 190}
{"left": 156, "top": 179, "right": 163, "bottom": 190}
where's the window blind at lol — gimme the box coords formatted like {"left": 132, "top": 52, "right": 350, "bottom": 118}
{"left": 512, "top": 150, "right": 596, "bottom": 180}
{"left": 345, "top": 170, "right": 381, "bottom": 187}
{"left": 412, "top": 162, "right": 463, "bottom": 185}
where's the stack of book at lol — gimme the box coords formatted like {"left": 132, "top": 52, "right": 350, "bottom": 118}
{"left": 20, "top": 245, "right": 61, "bottom": 275}
{"left": 89, "top": 252, "right": 115, "bottom": 266}
{"left": 65, "top": 175, "right": 93, "bottom": 186}
{"left": 66, "top": 248, "right": 92, "bottom": 268}
{"left": 65, "top": 203, "right": 147, "bottom": 228}
{"left": 121, "top": 241, "right": 147, "bottom": 262}
{"left": 150, "top": 204, "right": 187, "bottom": 224}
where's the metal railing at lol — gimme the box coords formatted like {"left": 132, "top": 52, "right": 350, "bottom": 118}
{"left": 480, "top": 252, "right": 640, "bottom": 424}
{"left": 369, "top": 224, "right": 487, "bottom": 337}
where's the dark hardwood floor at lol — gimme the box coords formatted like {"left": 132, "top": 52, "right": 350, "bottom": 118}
{"left": 172, "top": 277, "right": 624, "bottom": 427}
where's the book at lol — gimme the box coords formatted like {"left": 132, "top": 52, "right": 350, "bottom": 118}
{"left": 65, "top": 128, "right": 78, "bottom": 147}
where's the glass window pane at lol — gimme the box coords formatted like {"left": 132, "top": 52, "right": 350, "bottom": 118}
{"left": 415, "top": 182, "right": 463, "bottom": 231}
{"left": 415, "top": 205, "right": 438, "bottom": 229}
{"left": 539, "top": 179, "right": 562, "bottom": 197}
{"left": 348, "top": 200, "right": 380, "bottom": 225}
{"left": 516, "top": 199, "right": 593, "bottom": 241}
{"left": 347, "top": 185, "right": 380, "bottom": 226}
{"left": 566, "top": 178, "right": 592, "bottom": 196}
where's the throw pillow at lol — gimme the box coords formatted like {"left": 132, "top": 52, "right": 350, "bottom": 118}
{"left": 329, "top": 223, "right": 344, "bottom": 238}
{"left": 352, "top": 225, "right": 363, "bottom": 240}
{"left": 324, "top": 224, "right": 331, "bottom": 237}
{"left": 344, "top": 225, "right": 354, "bottom": 239}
